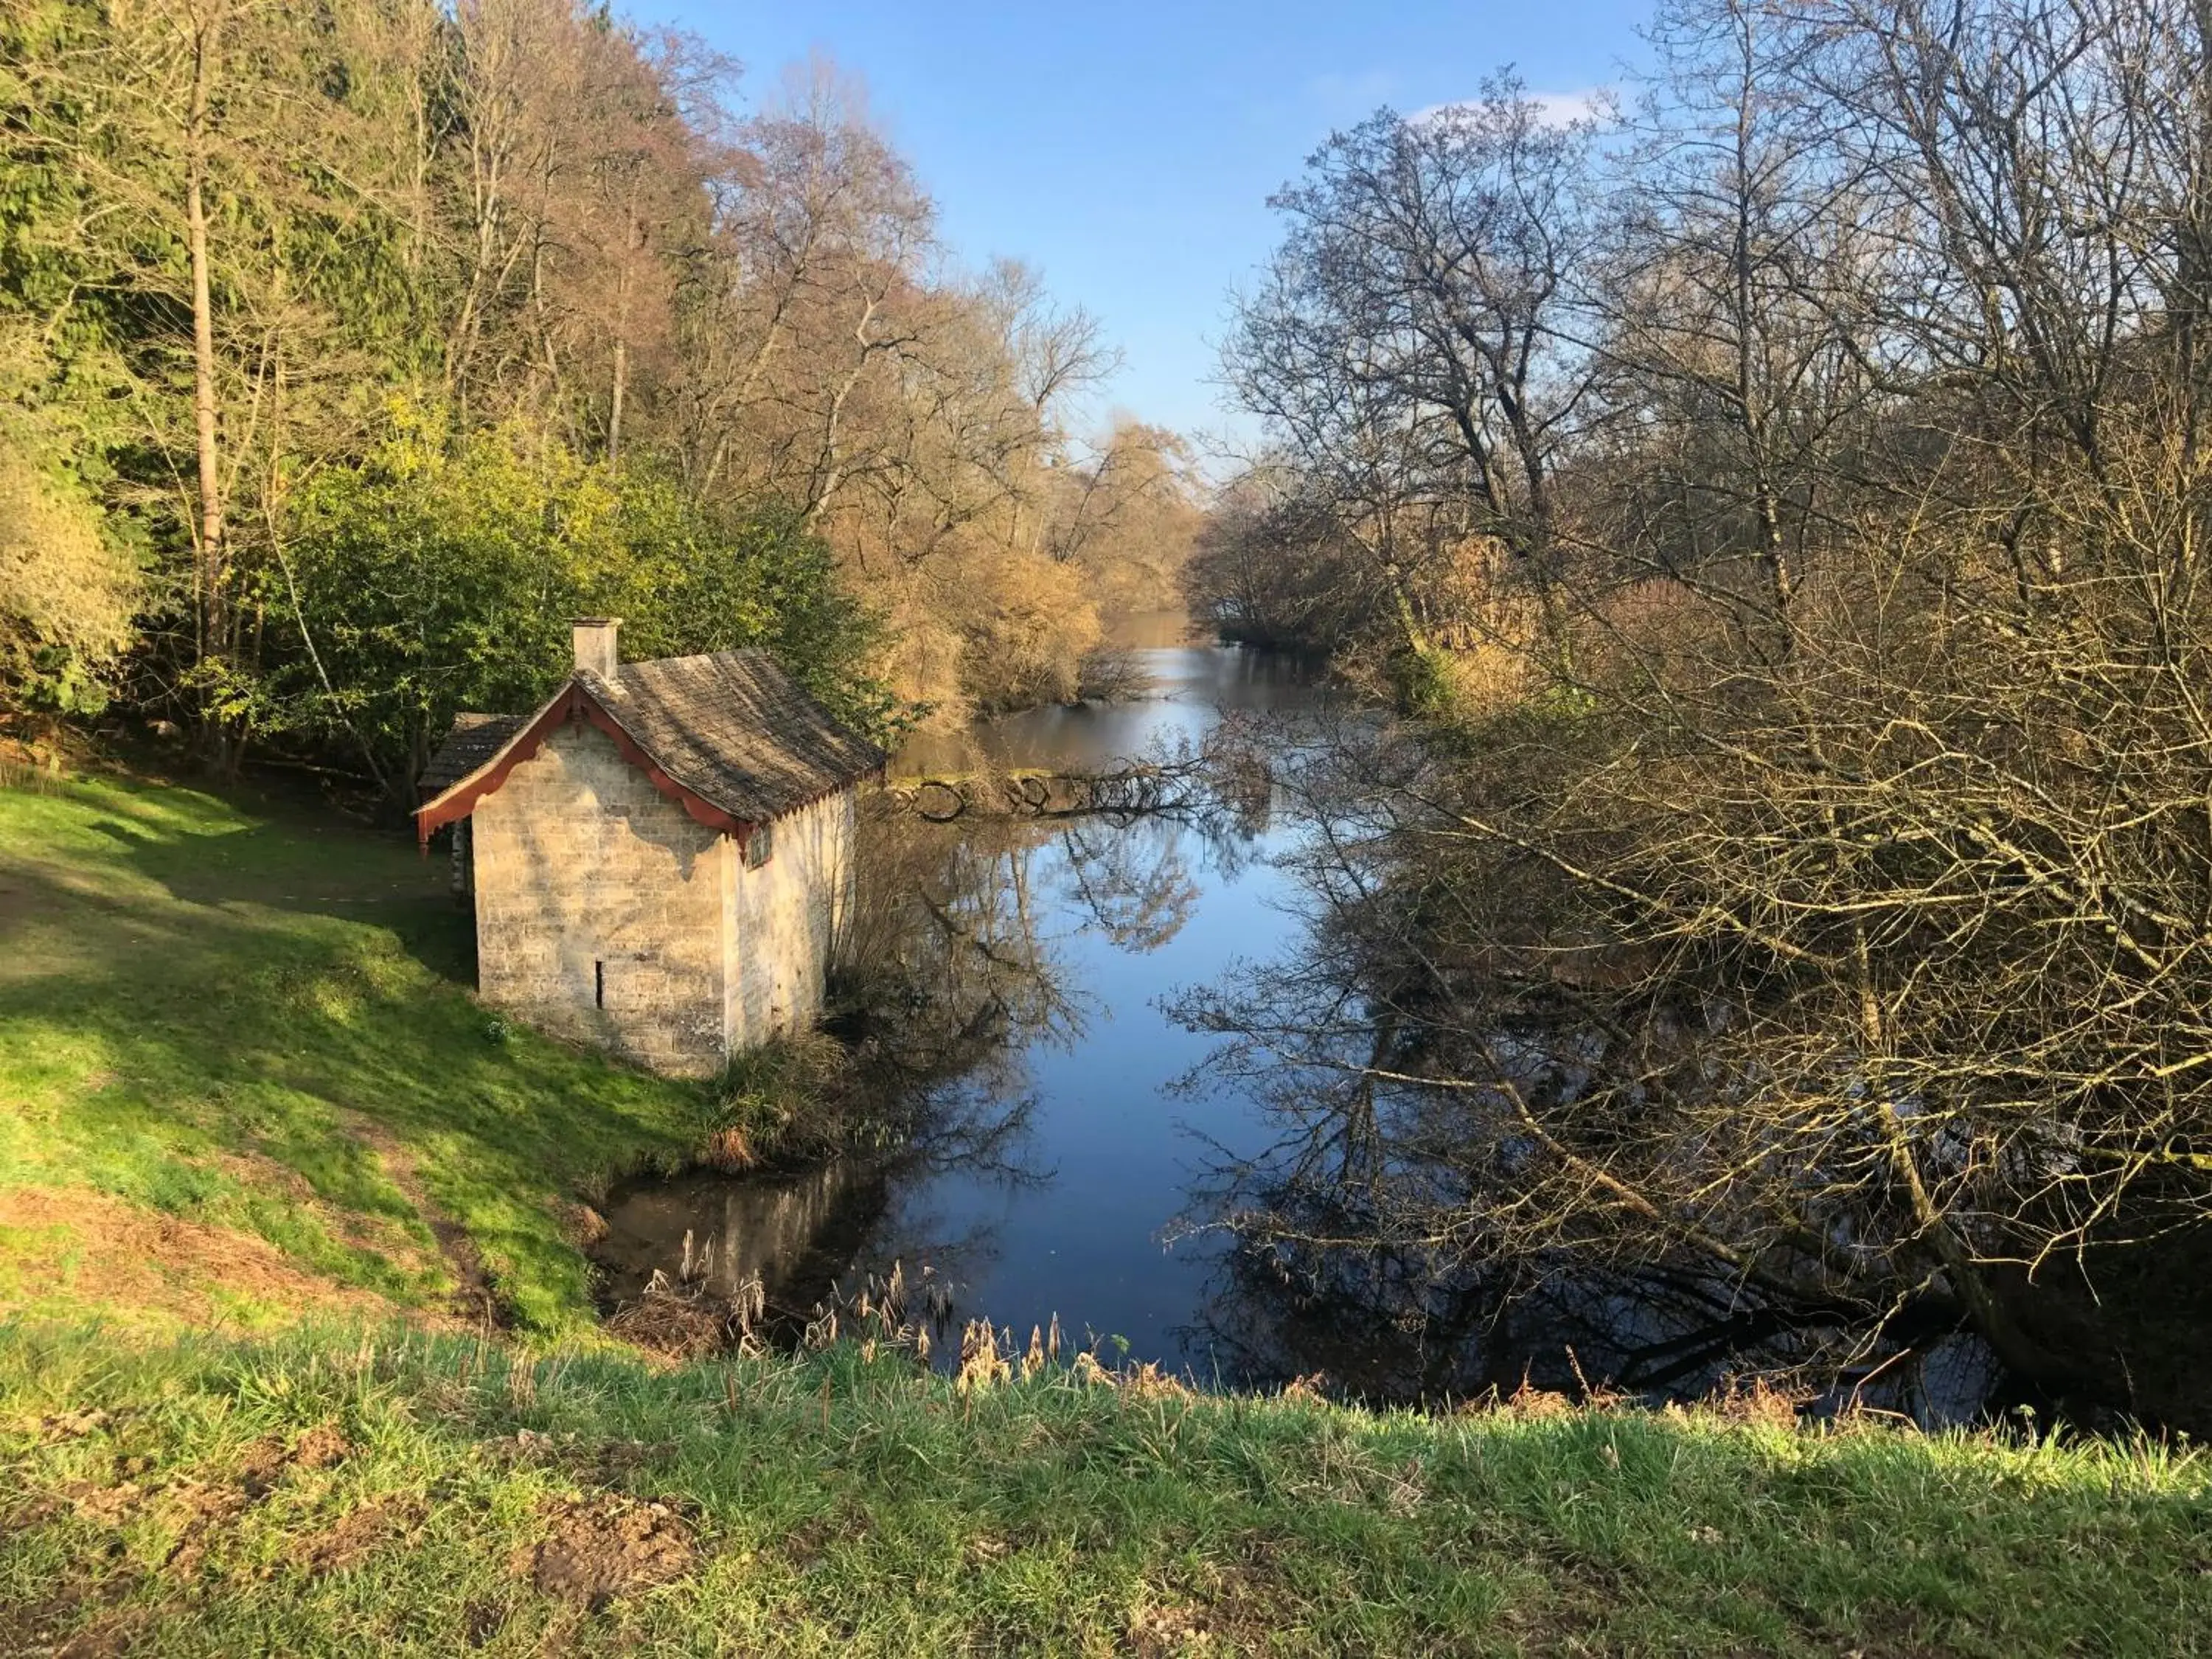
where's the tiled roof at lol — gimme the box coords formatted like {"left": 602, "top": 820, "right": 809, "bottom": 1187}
{"left": 419, "top": 712, "right": 528, "bottom": 794}
{"left": 418, "top": 650, "right": 884, "bottom": 824}
{"left": 584, "top": 651, "right": 885, "bottom": 821}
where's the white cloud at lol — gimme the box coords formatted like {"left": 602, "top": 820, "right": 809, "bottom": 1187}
{"left": 1412, "top": 88, "right": 1612, "bottom": 131}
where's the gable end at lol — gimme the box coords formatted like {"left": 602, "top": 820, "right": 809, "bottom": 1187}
{"left": 416, "top": 681, "right": 754, "bottom": 850}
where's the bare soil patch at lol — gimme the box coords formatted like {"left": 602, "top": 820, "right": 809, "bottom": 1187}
{"left": 0, "top": 1591, "right": 148, "bottom": 1659}
{"left": 34, "top": 1408, "right": 115, "bottom": 1441}
{"left": 0, "top": 1186, "right": 404, "bottom": 1327}
{"left": 298, "top": 1495, "right": 428, "bottom": 1576}
{"left": 462, "top": 1599, "right": 510, "bottom": 1646}
{"left": 235, "top": 1423, "right": 349, "bottom": 1498}
{"left": 1125, "top": 1601, "right": 1214, "bottom": 1658}
{"left": 17, "top": 1419, "right": 361, "bottom": 1593}
{"left": 156, "top": 1479, "right": 249, "bottom": 1578}
{"left": 291, "top": 1423, "right": 350, "bottom": 1471}
{"left": 1124, "top": 1579, "right": 1279, "bottom": 1659}
{"left": 57, "top": 1478, "right": 151, "bottom": 1527}
{"left": 487, "top": 1427, "right": 681, "bottom": 1492}
{"left": 513, "top": 1495, "right": 698, "bottom": 1611}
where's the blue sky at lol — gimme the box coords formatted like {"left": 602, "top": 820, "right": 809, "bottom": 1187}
{"left": 651, "top": 2, "right": 1652, "bottom": 448}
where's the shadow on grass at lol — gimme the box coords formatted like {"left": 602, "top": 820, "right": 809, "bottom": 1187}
{"left": 81, "top": 810, "right": 476, "bottom": 984}
{"left": 0, "top": 778, "right": 711, "bottom": 1331}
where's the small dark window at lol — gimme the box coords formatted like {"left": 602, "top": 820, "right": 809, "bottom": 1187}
{"left": 745, "top": 821, "right": 773, "bottom": 869}
{"left": 594, "top": 959, "right": 605, "bottom": 1009}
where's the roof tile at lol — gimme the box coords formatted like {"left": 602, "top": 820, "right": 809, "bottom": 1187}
{"left": 417, "top": 650, "right": 883, "bottom": 824}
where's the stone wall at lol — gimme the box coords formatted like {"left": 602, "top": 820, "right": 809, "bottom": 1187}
{"left": 725, "top": 789, "right": 855, "bottom": 1049}
{"left": 470, "top": 720, "right": 731, "bottom": 1076}
{"left": 467, "top": 717, "right": 860, "bottom": 1076}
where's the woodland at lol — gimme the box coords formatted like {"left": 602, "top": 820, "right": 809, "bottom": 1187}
{"left": 10, "top": 0, "right": 2212, "bottom": 1646}
{"left": 13, "top": 0, "right": 2212, "bottom": 1416}
{"left": 0, "top": 0, "right": 1202, "bottom": 798}
{"left": 1183, "top": 0, "right": 2212, "bottom": 1411}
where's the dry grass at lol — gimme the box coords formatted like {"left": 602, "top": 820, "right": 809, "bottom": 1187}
{"left": 0, "top": 1186, "right": 414, "bottom": 1334}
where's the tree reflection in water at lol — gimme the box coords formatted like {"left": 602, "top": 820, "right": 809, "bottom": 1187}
{"left": 1172, "top": 1212, "right": 2003, "bottom": 1423}
{"left": 599, "top": 786, "right": 1242, "bottom": 1349}
{"left": 599, "top": 687, "right": 2212, "bottom": 1419}
{"left": 1168, "top": 714, "right": 2212, "bottom": 1430}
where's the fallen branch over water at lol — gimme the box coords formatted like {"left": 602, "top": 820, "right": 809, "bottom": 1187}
{"left": 885, "top": 734, "right": 1275, "bottom": 824}
{"left": 886, "top": 759, "right": 1217, "bottom": 821}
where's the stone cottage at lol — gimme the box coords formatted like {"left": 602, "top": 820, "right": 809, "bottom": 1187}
{"left": 415, "top": 620, "right": 884, "bottom": 1076}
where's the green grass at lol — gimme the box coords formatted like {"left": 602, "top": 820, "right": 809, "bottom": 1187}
{"left": 0, "top": 772, "right": 714, "bottom": 1332}
{"left": 2, "top": 1321, "right": 2208, "bottom": 1656}
{"left": 7, "top": 771, "right": 2212, "bottom": 1655}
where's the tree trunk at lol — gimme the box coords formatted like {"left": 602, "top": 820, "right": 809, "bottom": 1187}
{"left": 608, "top": 201, "right": 637, "bottom": 465}
{"left": 609, "top": 334, "right": 627, "bottom": 464}
{"left": 803, "top": 296, "right": 881, "bottom": 532}
{"left": 186, "top": 4, "right": 226, "bottom": 673}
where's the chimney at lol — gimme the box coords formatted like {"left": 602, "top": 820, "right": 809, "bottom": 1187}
{"left": 572, "top": 618, "right": 621, "bottom": 681}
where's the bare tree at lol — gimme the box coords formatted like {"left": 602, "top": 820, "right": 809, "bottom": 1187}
{"left": 1227, "top": 77, "right": 1602, "bottom": 657}
{"left": 1202, "top": 0, "right": 2212, "bottom": 1408}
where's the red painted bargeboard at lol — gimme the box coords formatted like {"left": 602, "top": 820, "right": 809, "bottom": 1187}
{"left": 415, "top": 681, "right": 755, "bottom": 854}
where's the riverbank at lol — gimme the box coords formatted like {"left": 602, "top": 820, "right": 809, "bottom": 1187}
{"left": 4, "top": 1322, "right": 2206, "bottom": 1657}
{"left": 7, "top": 770, "right": 2212, "bottom": 1654}
{"left": 0, "top": 768, "right": 736, "bottom": 1335}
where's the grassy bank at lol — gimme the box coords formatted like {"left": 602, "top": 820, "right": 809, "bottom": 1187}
{"left": 3, "top": 1322, "right": 2207, "bottom": 1657}
{"left": 7, "top": 771, "right": 2211, "bottom": 1656}
{"left": 0, "top": 771, "right": 716, "bottom": 1334}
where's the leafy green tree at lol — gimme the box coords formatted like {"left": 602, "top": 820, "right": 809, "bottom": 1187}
{"left": 611, "top": 473, "right": 899, "bottom": 740}
{"left": 0, "top": 321, "right": 143, "bottom": 716}
{"left": 282, "top": 407, "right": 892, "bottom": 798}
{"left": 0, "top": 444, "right": 142, "bottom": 715}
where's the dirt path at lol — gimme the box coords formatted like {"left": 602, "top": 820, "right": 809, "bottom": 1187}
{"left": 341, "top": 1115, "right": 509, "bottom": 1326}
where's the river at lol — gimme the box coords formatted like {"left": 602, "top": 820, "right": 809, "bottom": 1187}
{"left": 591, "top": 622, "right": 2212, "bottom": 1427}
{"left": 595, "top": 619, "right": 1329, "bottom": 1380}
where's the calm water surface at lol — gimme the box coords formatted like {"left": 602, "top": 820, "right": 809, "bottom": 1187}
{"left": 591, "top": 624, "right": 2212, "bottom": 1425}
{"left": 597, "top": 624, "right": 1326, "bottom": 1376}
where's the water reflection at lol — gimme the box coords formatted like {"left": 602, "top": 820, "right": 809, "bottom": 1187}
{"left": 596, "top": 638, "right": 1328, "bottom": 1368}
{"left": 891, "top": 641, "right": 1326, "bottom": 779}
{"left": 593, "top": 644, "right": 2212, "bottom": 1426}
{"left": 1171, "top": 1218, "right": 2005, "bottom": 1422}
{"left": 597, "top": 1161, "right": 888, "bottom": 1313}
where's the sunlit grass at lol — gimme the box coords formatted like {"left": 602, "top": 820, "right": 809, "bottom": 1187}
{"left": 0, "top": 773, "right": 713, "bottom": 1333}
{"left": 2, "top": 1322, "right": 2207, "bottom": 1656}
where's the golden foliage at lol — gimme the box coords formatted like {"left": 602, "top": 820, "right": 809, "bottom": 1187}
{"left": 0, "top": 442, "right": 139, "bottom": 676}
